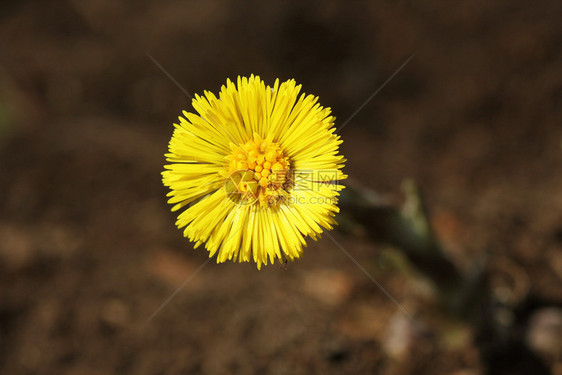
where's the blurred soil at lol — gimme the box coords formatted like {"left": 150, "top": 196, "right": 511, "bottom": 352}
{"left": 0, "top": 1, "right": 561, "bottom": 374}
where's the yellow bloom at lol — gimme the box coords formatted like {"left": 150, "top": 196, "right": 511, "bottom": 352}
{"left": 162, "top": 75, "right": 346, "bottom": 269}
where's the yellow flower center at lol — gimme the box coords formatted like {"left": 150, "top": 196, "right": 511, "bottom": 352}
{"left": 225, "top": 135, "right": 292, "bottom": 207}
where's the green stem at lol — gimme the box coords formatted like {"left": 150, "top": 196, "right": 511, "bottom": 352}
{"left": 338, "top": 179, "right": 488, "bottom": 319}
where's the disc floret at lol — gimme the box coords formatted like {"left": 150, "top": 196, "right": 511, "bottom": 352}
{"left": 225, "top": 133, "right": 292, "bottom": 207}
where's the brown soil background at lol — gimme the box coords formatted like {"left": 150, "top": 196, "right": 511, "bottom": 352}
{"left": 1, "top": 1, "right": 561, "bottom": 374}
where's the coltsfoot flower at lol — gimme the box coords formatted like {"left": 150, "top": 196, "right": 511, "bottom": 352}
{"left": 162, "top": 75, "right": 346, "bottom": 269}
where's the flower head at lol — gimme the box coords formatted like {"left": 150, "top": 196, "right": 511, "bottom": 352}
{"left": 162, "top": 75, "right": 346, "bottom": 269}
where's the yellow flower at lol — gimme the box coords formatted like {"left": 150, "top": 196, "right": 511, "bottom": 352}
{"left": 162, "top": 75, "right": 346, "bottom": 269}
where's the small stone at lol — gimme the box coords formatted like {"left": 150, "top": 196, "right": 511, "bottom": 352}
{"left": 101, "top": 299, "right": 129, "bottom": 328}
{"left": 526, "top": 307, "right": 562, "bottom": 362}
{"left": 302, "top": 269, "right": 353, "bottom": 306}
